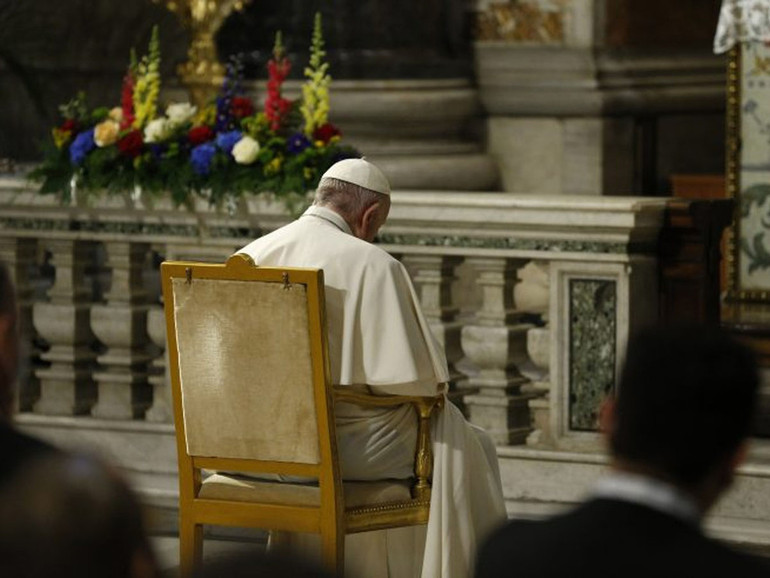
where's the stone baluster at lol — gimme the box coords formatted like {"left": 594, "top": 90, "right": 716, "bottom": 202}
{"left": 461, "top": 257, "right": 534, "bottom": 445}
{"left": 401, "top": 254, "right": 467, "bottom": 410}
{"left": 91, "top": 241, "right": 153, "bottom": 419}
{"left": 522, "top": 326, "right": 551, "bottom": 446}
{"left": 0, "top": 237, "right": 40, "bottom": 411}
{"left": 511, "top": 261, "right": 552, "bottom": 447}
{"left": 145, "top": 302, "right": 170, "bottom": 423}
{"left": 33, "top": 239, "right": 98, "bottom": 415}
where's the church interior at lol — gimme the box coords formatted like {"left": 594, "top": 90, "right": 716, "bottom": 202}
{"left": 2, "top": 0, "right": 770, "bottom": 575}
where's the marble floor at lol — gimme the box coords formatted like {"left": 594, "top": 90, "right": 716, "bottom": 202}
{"left": 153, "top": 535, "right": 262, "bottom": 577}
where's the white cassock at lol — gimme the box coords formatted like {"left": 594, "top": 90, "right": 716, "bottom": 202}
{"left": 237, "top": 205, "right": 507, "bottom": 578}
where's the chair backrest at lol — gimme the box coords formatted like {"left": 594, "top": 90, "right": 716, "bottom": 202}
{"left": 161, "top": 255, "right": 339, "bottom": 481}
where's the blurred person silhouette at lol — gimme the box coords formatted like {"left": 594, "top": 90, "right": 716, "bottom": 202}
{"left": 476, "top": 325, "right": 770, "bottom": 578}
{"left": 0, "top": 452, "right": 159, "bottom": 578}
{"left": 0, "top": 261, "right": 57, "bottom": 485}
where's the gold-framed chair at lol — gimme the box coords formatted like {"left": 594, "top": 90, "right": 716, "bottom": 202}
{"left": 161, "top": 254, "right": 444, "bottom": 577}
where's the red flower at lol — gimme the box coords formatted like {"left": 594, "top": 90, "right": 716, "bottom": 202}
{"left": 188, "top": 126, "right": 214, "bottom": 145}
{"left": 120, "top": 71, "right": 135, "bottom": 130}
{"left": 313, "top": 123, "right": 341, "bottom": 144}
{"left": 265, "top": 56, "right": 292, "bottom": 131}
{"left": 61, "top": 119, "right": 78, "bottom": 132}
{"left": 117, "top": 130, "right": 143, "bottom": 158}
{"left": 230, "top": 97, "right": 255, "bottom": 119}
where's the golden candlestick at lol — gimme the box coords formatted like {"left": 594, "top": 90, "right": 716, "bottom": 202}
{"left": 152, "top": 0, "right": 252, "bottom": 107}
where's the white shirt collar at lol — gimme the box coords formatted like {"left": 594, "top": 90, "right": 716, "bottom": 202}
{"left": 592, "top": 471, "right": 701, "bottom": 525}
{"left": 301, "top": 205, "right": 352, "bottom": 236}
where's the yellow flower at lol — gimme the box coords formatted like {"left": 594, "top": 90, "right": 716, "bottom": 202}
{"left": 303, "top": 167, "right": 315, "bottom": 180}
{"left": 194, "top": 104, "right": 217, "bottom": 127}
{"left": 265, "top": 156, "right": 283, "bottom": 175}
{"left": 314, "top": 140, "right": 324, "bottom": 148}
{"left": 94, "top": 119, "right": 120, "bottom": 147}
{"left": 132, "top": 26, "right": 161, "bottom": 129}
{"left": 300, "top": 13, "right": 331, "bottom": 136}
{"left": 52, "top": 127, "right": 72, "bottom": 149}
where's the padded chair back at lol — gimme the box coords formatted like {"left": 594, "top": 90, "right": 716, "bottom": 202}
{"left": 162, "top": 255, "right": 338, "bottom": 477}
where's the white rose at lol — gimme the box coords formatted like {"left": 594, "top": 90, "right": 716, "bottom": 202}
{"left": 166, "top": 102, "right": 197, "bottom": 126}
{"left": 232, "top": 136, "right": 260, "bottom": 165}
{"left": 143, "top": 118, "right": 171, "bottom": 143}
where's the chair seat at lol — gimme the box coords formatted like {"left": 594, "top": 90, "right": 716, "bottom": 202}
{"left": 199, "top": 473, "right": 413, "bottom": 508}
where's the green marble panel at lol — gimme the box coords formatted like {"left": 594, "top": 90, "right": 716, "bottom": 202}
{"left": 378, "top": 233, "right": 631, "bottom": 254}
{"left": 569, "top": 278, "right": 616, "bottom": 431}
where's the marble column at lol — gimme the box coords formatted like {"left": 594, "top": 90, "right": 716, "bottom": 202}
{"left": 0, "top": 237, "right": 40, "bottom": 411}
{"left": 402, "top": 254, "right": 467, "bottom": 410}
{"left": 461, "top": 257, "right": 534, "bottom": 445}
{"left": 474, "top": 1, "right": 725, "bottom": 196}
{"left": 91, "top": 241, "right": 153, "bottom": 420}
{"left": 33, "top": 239, "right": 98, "bottom": 415}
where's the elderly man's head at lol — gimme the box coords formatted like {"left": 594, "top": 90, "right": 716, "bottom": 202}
{"left": 314, "top": 158, "right": 391, "bottom": 242}
{"left": 0, "top": 263, "right": 18, "bottom": 422}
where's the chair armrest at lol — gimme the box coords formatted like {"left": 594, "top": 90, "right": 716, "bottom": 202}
{"left": 333, "top": 387, "right": 444, "bottom": 501}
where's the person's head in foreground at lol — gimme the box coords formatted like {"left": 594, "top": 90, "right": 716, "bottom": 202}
{"left": 0, "top": 261, "right": 18, "bottom": 423}
{"left": 314, "top": 158, "right": 391, "bottom": 242}
{"left": 0, "top": 452, "right": 158, "bottom": 578}
{"left": 603, "top": 324, "right": 759, "bottom": 515}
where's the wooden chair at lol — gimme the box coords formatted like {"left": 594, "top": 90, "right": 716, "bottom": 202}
{"left": 161, "top": 254, "right": 444, "bottom": 577}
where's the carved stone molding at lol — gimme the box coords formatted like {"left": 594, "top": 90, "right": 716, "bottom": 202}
{"left": 476, "top": 1, "right": 565, "bottom": 44}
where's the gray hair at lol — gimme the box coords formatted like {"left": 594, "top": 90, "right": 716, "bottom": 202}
{"left": 314, "top": 177, "right": 388, "bottom": 223}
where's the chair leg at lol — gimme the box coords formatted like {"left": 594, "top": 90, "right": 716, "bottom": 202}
{"left": 179, "top": 519, "right": 203, "bottom": 578}
{"left": 321, "top": 531, "right": 344, "bottom": 578}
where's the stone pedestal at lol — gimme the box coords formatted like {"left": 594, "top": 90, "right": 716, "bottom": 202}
{"left": 476, "top": 43, "right": 724, "bottom": 196}
{"left": 245, "top": 79, "right": 500, "bottom": 192}
{"left": 91, "top": 242, "right": 153, "bottom": 420}
{"left": 33, "top": 240, "right": 97, "bottom": 415}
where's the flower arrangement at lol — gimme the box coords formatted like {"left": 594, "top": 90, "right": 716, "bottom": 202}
{"left": 31, "top": 16, "right": 359, "bottom": 210}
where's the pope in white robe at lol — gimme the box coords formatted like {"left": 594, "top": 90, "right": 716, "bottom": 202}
{"left": 237, "top": 159, "right": 506, "bottom": 578}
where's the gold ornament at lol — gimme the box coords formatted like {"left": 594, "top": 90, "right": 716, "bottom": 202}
{"left": 152, "top": 0, "right": 252, "bottom": 107}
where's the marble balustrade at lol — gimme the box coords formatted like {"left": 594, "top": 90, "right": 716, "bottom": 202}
{"left": 0, "top": 174, "right": 678, "bottom": 532}
{"left": 0, "top": 175, "right": 668, "bottom": 450}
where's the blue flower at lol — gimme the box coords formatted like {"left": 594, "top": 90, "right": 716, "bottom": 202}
{"left": 69, "top": 128, "right": 96, "bottom": 165}
{"left": 190, "top": 143, "right": 217, "bottom": 176}
{"left": 149, "top": 143, "right": 167, "bottom": 160}
{"left": 287, "top": 133, "right": 311, "bottom": 154}
{"left": 216, "top": 130, "right": 242, "bottom": 154}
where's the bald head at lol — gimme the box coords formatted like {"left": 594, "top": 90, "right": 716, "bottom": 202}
{"left": 0, "top": 263, "right": 18, "bottom": 421}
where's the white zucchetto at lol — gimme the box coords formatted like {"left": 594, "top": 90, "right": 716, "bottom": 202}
{"left": 320, "top": 158, "right": 391, "bottom": 196}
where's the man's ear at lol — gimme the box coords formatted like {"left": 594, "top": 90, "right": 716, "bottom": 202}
{"left": 598, "top": 396, "right": 617, "bottom": 436}
{"left": 360, "top": 202, "right": 381, "bottom": 240}
{"left": 730, "top": 439, "right": 749, "bottom": 472}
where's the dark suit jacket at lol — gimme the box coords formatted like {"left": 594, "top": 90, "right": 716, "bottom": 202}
{"left": 0, "top": 422, "right": 56, "bottom": 486}
{"left": 476, "top": 498, "right": 769, "bottom": 578}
